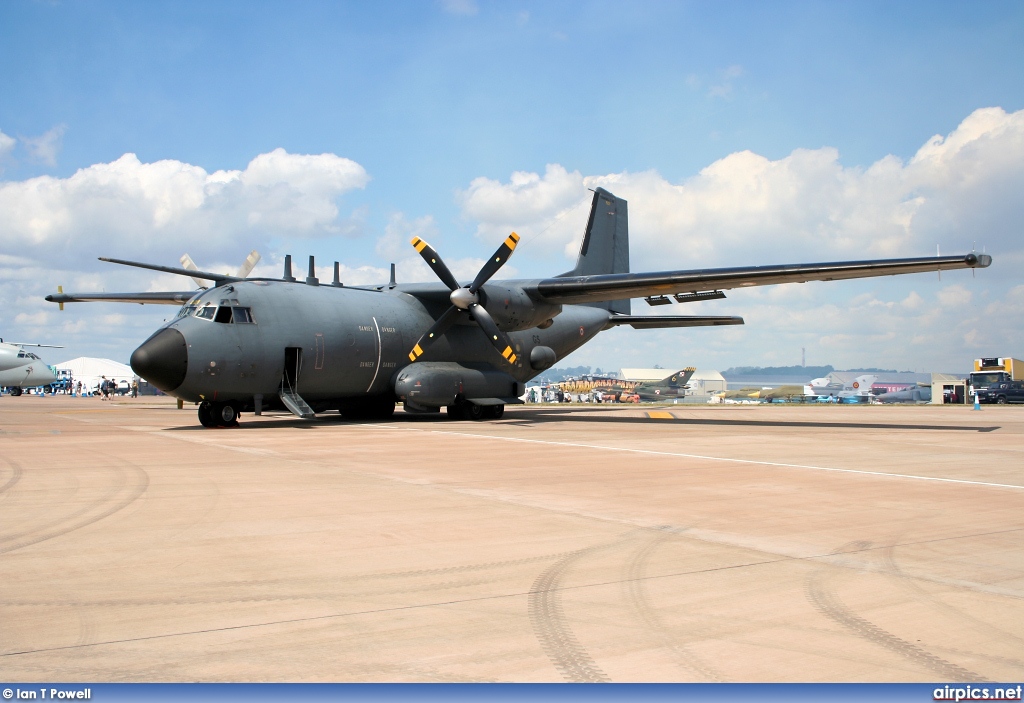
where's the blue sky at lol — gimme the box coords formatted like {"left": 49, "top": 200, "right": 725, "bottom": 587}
{"left": 2, "top": 0, "right": 1022, "bottom": 373}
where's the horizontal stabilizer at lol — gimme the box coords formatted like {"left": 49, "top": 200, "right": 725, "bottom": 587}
{"left": 46, "top": 291, "right": 196, "bottom": 306}
{"left": 606, "top": 315, "right": 744, "bottom": 329}
{"left": 99, "top": 257, "right": 244, "bottom": 284}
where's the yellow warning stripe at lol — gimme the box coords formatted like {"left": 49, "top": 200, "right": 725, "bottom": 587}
{"left": 504, "top": 231, "right": 520, "bottom": 249}
{"left": 411, "top": 237, "right": 428, "bottom": 252}
{"left": 501, "top": 346, "right": 513, "bottom": 359}
{"left": 647, "top": 411, "right": 674, "bottom": 419}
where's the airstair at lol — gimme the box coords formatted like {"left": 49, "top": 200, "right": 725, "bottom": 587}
{"left": 279, "top": 383, "right": 315, "bottom": 419}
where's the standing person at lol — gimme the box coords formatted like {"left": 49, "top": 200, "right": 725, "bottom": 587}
{"left": 76, "top": 380, "right": 82, "bottom": 397}
{"left": 100, "top": 376, "right": 108, "bottom": 401}
{"left": 131, "top": 378, "right": 138, "bottom": 398}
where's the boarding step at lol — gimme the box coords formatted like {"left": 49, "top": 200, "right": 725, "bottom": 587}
{"left": 279, "top": 387, "right": 315, "bottom": 419}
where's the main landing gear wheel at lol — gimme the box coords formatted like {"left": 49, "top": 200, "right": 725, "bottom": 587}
{"left": 198, "top": 401, "right": 239, "bottom": 428}
{"left": 9, "top": 387, "right": 22, "bottom": 397}
{"left": 447, "top": 400, "right": 502, "bottom": 421}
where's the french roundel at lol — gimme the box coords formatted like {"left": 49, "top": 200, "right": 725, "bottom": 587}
{"left": 852, "top": 381, "right": 859, "bottom": 388}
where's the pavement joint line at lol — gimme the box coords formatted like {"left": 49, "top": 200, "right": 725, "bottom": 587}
{"left": 4, "top": 525, "right": 1020, "bottom": 659}
{"left": 369, "top": 425, "right": 1024, "bottom": 491}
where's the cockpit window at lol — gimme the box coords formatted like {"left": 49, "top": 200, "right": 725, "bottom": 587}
{"left": 16, "top": 350, "right": 40, "bottom": 360}
{"left": 233, "top": 307, "right": 254, "bottom": 323}
{"left": 194, "top": 305, "right": 255, "bottom": 324}
{"left": 177, "top": 305, "right": 198, "bottom": 318}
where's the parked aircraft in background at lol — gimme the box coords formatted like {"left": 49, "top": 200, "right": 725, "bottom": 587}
{"left": 808, "top": 374, "right": 878, "bottom": 401}
{"left": 0, "top": 340, "right": 60, "bottom": 395}
{"left": 634, "top": 368, "right": 696, "bottom": 401}
{"left": 718, "top": 387, "right": 765, "bottom": 401}
{"left": 48, "top": 187, "right": 990, "bottom": 427}
{"left": 875, "top": 384, "right": 932, "bottom": 403}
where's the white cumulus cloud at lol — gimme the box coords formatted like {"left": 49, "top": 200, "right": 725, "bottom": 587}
{"left": 0, "top": 129, "right": 15, "bottom": 160}
{"left": 459, "top": 107, "right": 1024, "bottom": 275}
{"left": 21, "top": 124, "right": 67, "bottom": 166}
{"left": 0, "top": 148, "right": 370, "bottom": 265}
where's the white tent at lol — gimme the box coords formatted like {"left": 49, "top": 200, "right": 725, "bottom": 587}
{"left": 54, "top": 357, "right": 135, "bottom": 393}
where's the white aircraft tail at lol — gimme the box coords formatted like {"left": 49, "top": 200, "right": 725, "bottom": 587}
{"left": 844, "top": 374, "right": 877, "bottom": 395}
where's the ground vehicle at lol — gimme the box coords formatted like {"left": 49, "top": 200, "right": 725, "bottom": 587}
{"left": 976, "top": 381, "right": 1024, "bottom": 404}
{"left": 969, "top": 358, "right": 1023, "bottom": 396}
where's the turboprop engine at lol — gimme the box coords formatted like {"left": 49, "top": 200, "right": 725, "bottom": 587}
{"left": 473, "top": 284, "right": 562, "bottom": 331}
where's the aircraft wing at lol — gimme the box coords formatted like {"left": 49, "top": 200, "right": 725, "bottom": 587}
{"left": 533, "top": 254, "right": 991, "bottom": 305}
{"left": 46, "top": 291, "right": 197, "bottom": 306}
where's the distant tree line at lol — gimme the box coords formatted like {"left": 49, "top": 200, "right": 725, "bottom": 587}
{"left": 722, "top": 364, "right": 900, "bottom": 378}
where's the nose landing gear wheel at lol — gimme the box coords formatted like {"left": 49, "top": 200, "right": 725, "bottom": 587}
{"left": 198, "top": 401, "right": 239, "bottom": 428}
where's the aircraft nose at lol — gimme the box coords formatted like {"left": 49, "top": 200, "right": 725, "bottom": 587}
{"left": 130, "top": 328, "right": 188, "bottom": 392}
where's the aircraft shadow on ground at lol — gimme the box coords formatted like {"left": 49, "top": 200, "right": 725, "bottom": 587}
{"left": 165, "top": 407, "right": 1000, "bottom": 433}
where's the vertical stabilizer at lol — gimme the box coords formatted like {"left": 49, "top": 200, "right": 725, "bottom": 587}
{"left": 559, "top": 188, "right": 630, "bottom": 315}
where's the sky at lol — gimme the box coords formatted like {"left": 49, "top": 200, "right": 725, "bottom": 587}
{"left": 1, "top": 0, "right": 1022, "bottom": 374}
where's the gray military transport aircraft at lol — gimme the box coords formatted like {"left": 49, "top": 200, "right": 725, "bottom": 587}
{"left": 47, "top": 188, "right": 991, "bottom": 427}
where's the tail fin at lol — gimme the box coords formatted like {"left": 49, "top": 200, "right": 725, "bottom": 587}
{"left": 559, "top": 187, "right": 630, "bottom": 315}
{"left": 846, "top": 375, "right": 877, "bottom": 394}
{"left": 661, "top": 367, "right": 696, "bottom": 387}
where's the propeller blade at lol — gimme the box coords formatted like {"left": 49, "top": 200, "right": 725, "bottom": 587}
{"left": 408, "top": 305, "right": 462, "bottom": 362}
{"left": 411, "top": 237, "right": 460, "bottom": 291}
{"left": 468, "top": 303, "right": 518, "bottom": 365}
{"left": 237, "top": 250, "right": 261, "bottom": 278}
{"left": 469, "top": 232, "right": 520, "bottom": 293}
{"left": 179, "top": 253, "right": 209, "bottom": 289}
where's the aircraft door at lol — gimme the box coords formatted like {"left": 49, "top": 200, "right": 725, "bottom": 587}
{"left": 283, "top": 347, "right": 302, "bottom": 393}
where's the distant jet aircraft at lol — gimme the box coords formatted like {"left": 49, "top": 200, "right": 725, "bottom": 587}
{"left": 0, "top": 340, "right": 60, "bottom": 395}
{"left": 808, "top": 374, "right": 877, "bottom": 401}
{"left": 875, "top": 383, "right": 932, "bottom": 403}
{"left": 718, "top": 386, "right": 764, "bottom": 401}
{"left": 634, "top": 368, "right": 696, "bottom": 401}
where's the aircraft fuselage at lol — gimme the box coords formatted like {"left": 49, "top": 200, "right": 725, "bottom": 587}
{"left": 135, "top": 279, "right": 609, "bottom": 411}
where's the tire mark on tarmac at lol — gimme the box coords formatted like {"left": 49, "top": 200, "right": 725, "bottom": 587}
{"left": 0, "top": 455, "right": 23, "bottom": 495}
{"left": 880, "top": 542, "right": 1024, "bottom": 672}
{"left": 529, "top": 538, "right": 633, "bottom": 683}
{"left": 623, "top": 527, "right": 723, "bottom": 682}
{"left": 0, "top": 552, "right": 582, "bottom": 608}
{"left": 806, "top": 542, "right": 980, "bottom": 680}
{"left": 0, "top": 455, "right": 149, "bottom": 555}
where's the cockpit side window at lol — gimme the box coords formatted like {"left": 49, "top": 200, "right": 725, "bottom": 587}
{"left": 214, "top": 306, "right": 233, "bottom": 324}
{"left": 177, "top": 305, "right": 197, "bottom": 319}
{"left": 195, "top": 306, "right": 216, "bottom": 320}
{"left": 233, "top": 307, "right": 254, "bottom": 323}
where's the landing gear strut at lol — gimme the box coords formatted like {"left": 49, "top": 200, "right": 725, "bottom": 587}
{"left": 198, "top": 401, "right": 239, "bottom": 428}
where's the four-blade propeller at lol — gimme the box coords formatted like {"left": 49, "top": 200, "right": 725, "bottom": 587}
{"left": 408, "top": 232, "right": 521, "bottom": 366}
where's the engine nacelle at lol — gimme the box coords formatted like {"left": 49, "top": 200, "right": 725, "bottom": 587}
{"left": 394, "top": 362, "right": 524, "bottom": 409}
{"left": 478, "top": 285, "right": 561, "bottom": 331}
